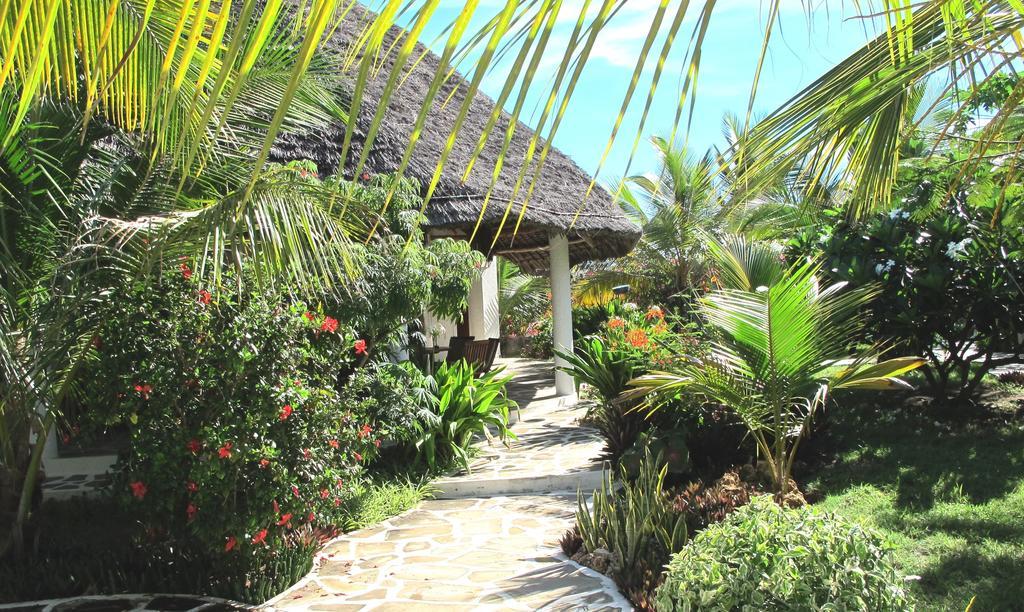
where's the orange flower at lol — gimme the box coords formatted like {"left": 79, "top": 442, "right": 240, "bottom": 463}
{"left": 645, "top": 306, "right": 664, "bottom": 320}
{"left": 608, "top": 317, "right": 625, "bottom": 329}
{"left": 625, "top": 328, "right": 649, "bottom": 348}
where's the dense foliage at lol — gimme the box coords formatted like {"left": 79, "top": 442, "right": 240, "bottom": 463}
{"left": 409, "top": 360, "right": 516, "bottom": 470}
{"left": 80, "top": 264, "right": 380, "bottom": 553}
{"left": 633, "top": 245, "right": 922, "bottom": 496}
{"left": 792, "top": 162, "right": 1024, "bottom": 402}
{"left": 656, "top": 496, "right": 914, "bottom": 611}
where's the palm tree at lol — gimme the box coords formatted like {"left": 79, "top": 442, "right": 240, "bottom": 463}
{"left": 630, "top": 236, "right": 923, "bottom": 496}
{"left": 497, "top": 257, "right": 549, "bottom": 335}
{"left": 576, "top": 136, "right": 724, "bottom": 308}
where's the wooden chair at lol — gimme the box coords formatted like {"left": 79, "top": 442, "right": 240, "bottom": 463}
{"left": 464, "top": 338, "right": 500, "bottom": 376}
{"left": 444, "top": 336, "right": 475, "bottom": 365}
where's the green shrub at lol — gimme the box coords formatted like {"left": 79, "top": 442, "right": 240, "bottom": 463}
{"left": 575, "top": 452, "right": 687, "bottom": 609}
{"left": 656, "top": 496, "right": 914, "bottom": 611}
{"left": 791, "top": 161, "right": 1024, "bottom": 403}
{"left": 338, "top": 362, "right": 429, "bottom": 442}
{"left": 0, "top": 499, "right": 318, "bottom": 604}
{"left": 409, "top": 360, "right": 517, "bottom": 470}
{"left": 80, "top": 265, "right": 379, "bottom": 553}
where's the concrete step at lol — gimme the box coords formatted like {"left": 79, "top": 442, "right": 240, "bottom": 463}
{"left": 432, "top": 467, "right": 606, "bottom": 499}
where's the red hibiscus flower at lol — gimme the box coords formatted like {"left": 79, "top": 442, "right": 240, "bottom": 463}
{"left": 129, "top": 481, "right": 147, "bottom": 500}
{"left": 320, "top": 316, "right": 339, "bottom": 333}
{"left": 374, "top": 438, "right": 381, "bottom": 448}
{"left": 259, "top": 458, "right": 270, "bottom": 468}
{"left": 336, "top": 478, "right": 344, "bottom": 488}
{"left": 334, "top": 497, "right": 342, "bottom": 507}
{"left": 198, "top": 289, "right": 212, "bottom": 305}
{"left": 276, "top": 513, "right": 293, "bottom": 527}
{"left": 354, "top": 339, "right": 367, "bottom": 355}
{"left": 186, "top": 503, "right": 197, "bottom": 521}
{"left": 307, "top": 512, "right": 315, "bottom": 522}
{"left": 134, "top": 384, "right": 152, "bottom": 400}
{"left": 291, "top": 485, "right": 300, "bottom": 498}
{"left": 180, "top": 263, "right": 193, "bottom": 280}
{"left": 304, "top": 311, "right": 315, "bottom": 321}
{"left": 218, "top": 442, "right": 232, "bottom": 459}
{"left": 279, "top": 404, "right": 293, "bottom": 421}
{"left": 186, "top": 481, "right": 198, "bottom": 493}
{"left": 186, "top": 438, "right": 202, "bottom": 455}
{"left": 225, "top": 536, "right": 237, "bottom": 552}
{"left": 302, "top": 448, "right": 311, "bottom": 460}
{"left": 360, "top": 172, "right": 371, "bottom": 181}
{"left": 354, "top": 451, "right": 363, "bottom": 462}
{"left": 328, "top": 439, "right": 339, "bottom": 449}
{"left": 273, "top": 499, "right": 280, "bottom": 513}
{"left": 252, "top": 529, "right": 268, "bottom": 545}
{"left": 320, "top": 489, "right": 330, "bottom": 499}
{"left": 358, "top": 424, "right": 372, "bottom": 439}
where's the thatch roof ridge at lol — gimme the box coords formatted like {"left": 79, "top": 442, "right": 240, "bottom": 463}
{"left": 270, "top": 2, "right": 640, "bottom": 272}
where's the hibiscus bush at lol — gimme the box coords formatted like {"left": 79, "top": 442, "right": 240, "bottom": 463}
{"left": 80, "top": 263, "right": 381, "bottom": 554}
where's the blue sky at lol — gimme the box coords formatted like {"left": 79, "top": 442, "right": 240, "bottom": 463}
{"left": 395, "top": 1, "right": 880, "bottom": 187}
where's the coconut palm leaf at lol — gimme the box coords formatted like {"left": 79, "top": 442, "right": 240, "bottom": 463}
{"left": 726, "top": 1, "right": 1024, "bottom": 220}
{"left": 630, "top": 258, "right": 923, "bottom": 494}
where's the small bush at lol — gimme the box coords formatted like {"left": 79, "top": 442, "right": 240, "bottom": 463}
{"left": 656, "top": 496, "right": 914, "bottom": 611}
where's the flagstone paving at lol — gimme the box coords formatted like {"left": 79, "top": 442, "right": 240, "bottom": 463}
{"left": 266, "top": 359, "right": 628, "bottom": 611}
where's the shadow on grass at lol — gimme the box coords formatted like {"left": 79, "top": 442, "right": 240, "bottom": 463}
{"left": 915, "top": 549, "right": 1024, "bottom": 610}
{"left": 807, "top": 396, "right": 1024, "bottom": 510}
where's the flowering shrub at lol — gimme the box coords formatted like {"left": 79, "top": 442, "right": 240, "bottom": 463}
{"left": 80, "top": 264, "right": 381, "bottom": 553}
{"left": 792, "top": 166, "right": 1024, "bottom": 402}
{"left": 599, "top": 303, "right": 692, "bottom": 371}
{"left": 520, "top": 315, "right": 553, "bottom": 359}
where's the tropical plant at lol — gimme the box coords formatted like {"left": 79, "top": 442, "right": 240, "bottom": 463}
{"left": 632, "top": 239, "right": 924, "bottom": 496}
{"left": 497, "top": 257, "right": 549, "bottom": 337}
{"left": 409, "top": 360, "right": 516, "bottom": 471}
{"left": 792, "top": 153, "right": 1024, "bottom": 404}
{"left": 656, "top": 496, "right": 915, "bottom": 611}
{"left": 575, "top": 450, "right": 687, "bottom": 609}
{"left": 726, "top": 3, "right": 1024, "bottom": 223}
{"left": 576, "top": 137, "right": 724, "bottom": 309}
{"left": 557, "top": 336, "right": 642, "bottom": 402}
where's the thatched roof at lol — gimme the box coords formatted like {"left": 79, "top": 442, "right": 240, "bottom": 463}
{"left": 270, "top": 3, "right": 640, "bottom": 274}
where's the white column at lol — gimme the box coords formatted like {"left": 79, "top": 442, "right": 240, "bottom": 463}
{"left": 467, "top": 259, "right": 500, "bottom": 345}
{"left": 549, "top": 233, "right": 574, "bottom": 396}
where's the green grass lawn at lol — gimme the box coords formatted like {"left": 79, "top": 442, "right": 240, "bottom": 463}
{"left": 802, "top": 385, "right": 1024, "bottom": 611}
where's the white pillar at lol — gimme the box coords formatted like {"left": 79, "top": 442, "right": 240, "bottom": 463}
{"left": 467, "top": 259, "right": 501, "bottom": 347}
{"left": 549, "top": 233, "right": 574, "bottom": 396}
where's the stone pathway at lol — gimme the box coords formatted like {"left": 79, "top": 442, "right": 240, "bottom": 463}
{"left": 266, "top": 359, "right": 628, "bottom": 611}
